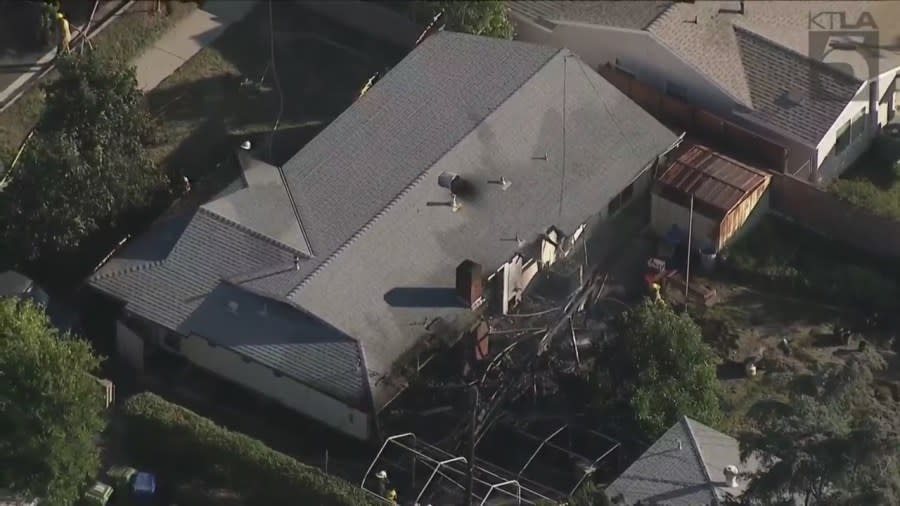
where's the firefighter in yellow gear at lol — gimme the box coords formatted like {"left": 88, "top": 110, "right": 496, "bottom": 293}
{"left": 386, "top": 489, "right": 398, "bottom": 504}
{"left": 57, "top": 12, "right": 72, "bottom": 54}
{"left": 651, "top": 282, "right": 663, "bottom": 304}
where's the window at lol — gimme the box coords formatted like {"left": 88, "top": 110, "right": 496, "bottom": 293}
{"left": 835, "top": 120, "right": 851, "bottom": 154}
{"left": 607, "top": 182, "right": 635, "bottom": 216}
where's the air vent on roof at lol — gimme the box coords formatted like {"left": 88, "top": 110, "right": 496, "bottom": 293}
{"left": 438, "top": 172, "right": 461, "bottom": 192}
{"left": 487, "top": 176, "right": 512, "bottom": 191}
{"left": 717, "top": 1, "right": 744, "bottom": 15}
{"left": 778, "top": 89, "right": 805, "bottom": 107}
{"left": 228, "top": 301, "right": 239, "bottom": 314}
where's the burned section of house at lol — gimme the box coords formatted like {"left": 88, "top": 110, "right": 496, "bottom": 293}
{"left": 651, "top": 144, "right": 772, "bottom": 253}
{"left": 88, "top": 32, "right": 678, "bottom": 440}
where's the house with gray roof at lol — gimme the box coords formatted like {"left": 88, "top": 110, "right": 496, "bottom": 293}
{"left": 89, "top": 31, "right": 679, "bottom": 440}
{"left": 606, "top": 416, "right": 760, "bottom": 506}
{"left": 510, "top": 1, "right": 900, "bottom": 184}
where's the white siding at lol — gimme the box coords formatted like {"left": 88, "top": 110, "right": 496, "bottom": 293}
{"left": 815, "top": 82, "right": 874, "bottom": 184}
{"left": 180, "top": 335, "right": 371, "bottom": 440}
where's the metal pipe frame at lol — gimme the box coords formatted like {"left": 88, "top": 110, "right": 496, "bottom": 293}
{"left": 480, "top": 480, "right": 522, "bottom": 506}
{"left": 415, "top": 456, "right": 468, "bottom": 504}
{"left": 517, "top": 424, "right": 568, "bottom": 479}
{"left": 361, "top": 432, "right": 417, "bottom": 487}
{"left": 567, "top": 443, "right": 621, "bottom": 497}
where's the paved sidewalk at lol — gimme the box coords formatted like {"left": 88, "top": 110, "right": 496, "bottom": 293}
{"left": 0, "top": 1, "right": 123, "bottom": 107}
{"left": 134, "top": 0, "right": 257, "bottom": 91}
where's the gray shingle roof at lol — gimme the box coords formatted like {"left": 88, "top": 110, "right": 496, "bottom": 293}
{"left": 90, "top": 31, "right": 677, "bottom": 412}
{"left": 91, "top": 208, "right": 368, "bottom": 406}
{"left": 514, "top": 1, "right": 900, "bottom": 145}
{"left": 733, "top": 27, "right": 861, "bottom": 144}
{"left": 510, "top": 1, "right": 673, "bottom": 30}
{"left": 606, "top": 417, "right": 758, "bottom": 506}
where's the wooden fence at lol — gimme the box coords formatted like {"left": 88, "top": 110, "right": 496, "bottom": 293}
{"left": 597, "top": 64, "right": 789, "bottom": 173}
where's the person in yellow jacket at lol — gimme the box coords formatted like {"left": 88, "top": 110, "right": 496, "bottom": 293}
{"left": 57, "top": 12, "right": 72, "bottom": 54}
{"left": 386, "top": 489, "right": 398, "bottom": 504}
{"left": 651, "top": 282, "right": 663, "bottom": 304}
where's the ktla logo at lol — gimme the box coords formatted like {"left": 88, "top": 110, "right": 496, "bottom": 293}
{"left": 808, "top": 10, "right": 880, "bottom": 101}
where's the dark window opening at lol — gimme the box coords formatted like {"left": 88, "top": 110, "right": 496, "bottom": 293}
{"left": 835, "top": 120, "right": 851, "bottom": 154}
{"left": 608, "top": 182, "right": 635, "bottom": 216}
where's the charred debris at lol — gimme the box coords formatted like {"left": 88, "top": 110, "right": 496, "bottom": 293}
{"left": 375, "top": 233, "right": 636, "bottom": 503}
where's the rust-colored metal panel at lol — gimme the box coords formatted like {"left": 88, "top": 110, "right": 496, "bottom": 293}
{"left": 657, "top": 144, "right": 769, "bottom": 215}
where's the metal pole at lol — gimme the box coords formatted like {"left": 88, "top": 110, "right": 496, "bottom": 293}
{"left": 569, "top": 316, "right": 581, "bottom": 367}
{"left": 684, "top": 194, "right": 694, "bottom": 302}
{"left": 324, "top": 449, "right": 329, "bottom": 474}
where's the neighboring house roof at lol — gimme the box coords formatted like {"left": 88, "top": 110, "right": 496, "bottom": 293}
{"left": 513, "top": 1, "right": 900, "bottom": 146}
{"left": 90, "top": 32, "right": 678, "bottom": 412}
{"left": 657, "top": 144, "right": 771, "bottom": 218}
{"left": 606, "top": 416, "right": 759, "bottom": 506}
{"left": 510, "top": 1, "right": 673, "bottom": 30}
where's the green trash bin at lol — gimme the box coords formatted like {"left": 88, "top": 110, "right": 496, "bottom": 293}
{"left": 83, "top": 482, "right": 114, "bottom": 506}
{"left": 106, "top": 466, "right": 138, "bottom": 489}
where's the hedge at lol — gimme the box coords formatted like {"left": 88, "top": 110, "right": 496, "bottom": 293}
{"left": 120, "top": 393, "right": 379, "bottom": 506}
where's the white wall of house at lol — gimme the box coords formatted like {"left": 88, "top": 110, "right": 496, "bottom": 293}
{"left": 511, "top": 17, "right": 738, "bottom": 115}
{"left": 651, "top": 194, "right": 719, "bottom": 251}
{"left": 816, "top": 81, "right": 877, "bottom": 184}
{"left": 179, "top": 335, "right": 371, "bottom": 440}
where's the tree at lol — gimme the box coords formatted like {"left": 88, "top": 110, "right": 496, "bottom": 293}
{"left": 0, "top": 51, "right": 166, "bottom": 263}
{"left": 739, "top": 357, "right": 900, "bottom": 505}
{"left": 0, "top": 298, "right": 106, "bottom": 505}
{"left": 413, "top": 1, "right": 515, "bottom": 40}
{"left": 600, "top": 299, "right": 721, "bottom": 439}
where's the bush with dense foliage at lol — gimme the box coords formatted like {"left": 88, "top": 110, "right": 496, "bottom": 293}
{"left": 740, "top": 357, "right": 900, "bottom": 505}
{"left": 413, "top": 1, "right": 514, "bottom": 39}
{"left": 0, "top": 51, "right": 166, "bottom": 264}
{"left": 121, "top": 393, "right": 378, "bottom": 506}
{"left": 0, "top": 298, "right": 106, "bottom": 505}
{"left": 597, "top": 299, "right": 722, "bottom": 439}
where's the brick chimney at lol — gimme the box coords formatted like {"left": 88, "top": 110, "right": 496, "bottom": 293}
{"left": 456, "top": 260, "right": 483, "bottom": 309}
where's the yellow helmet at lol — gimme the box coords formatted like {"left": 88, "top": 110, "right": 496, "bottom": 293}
{"left": 56, "top": 12, "right": 65, "bottom": 20}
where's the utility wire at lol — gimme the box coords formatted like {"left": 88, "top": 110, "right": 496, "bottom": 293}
{"left": 557, "top": 56, "right": 568, "bottom": 219}
{"left": 267, "top": 0, "right": 284, "bottom": 161}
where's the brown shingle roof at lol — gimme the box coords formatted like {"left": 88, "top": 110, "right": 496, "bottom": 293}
{"left": 657, "top": 144, "right": 770, "bottom": 216}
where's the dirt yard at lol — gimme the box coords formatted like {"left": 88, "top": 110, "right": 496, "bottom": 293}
{"left": 684, "top": 276, "right": 897, "bottom": 433}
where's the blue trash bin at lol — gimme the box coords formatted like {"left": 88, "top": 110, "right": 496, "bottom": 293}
{"left": 131, "top": 472, "right": 156, "bottom": 504}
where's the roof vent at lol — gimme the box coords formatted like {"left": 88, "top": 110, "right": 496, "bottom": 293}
{"left": 488, "top": 176, "right": 512, "bottom": 191}
{"left": 258, "top": 304, "right": 268, "bottom": 318}
{"left": 438, "top": 172, "right": 462, "bottom": 193}
{"left": 293, "top": 255, "right": 301, "bottom": 271}
{"left": 240, "top": 140, "right": 252, "bottom": 150}
{"left": 227, "top": 301, "right": 239, "bottom": 314}
{"left": 677, "top": 438, "right": 683, "bottom": 451}
{"left": 724, "top": 465, "right": 739, "bottom": 488}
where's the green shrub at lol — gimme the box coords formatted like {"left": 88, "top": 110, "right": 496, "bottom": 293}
{"left": 121, "top": 393, "right": 378, "bottom": 506}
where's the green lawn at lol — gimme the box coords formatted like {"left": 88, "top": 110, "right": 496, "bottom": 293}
{"left": 829, "top": 135, "right": 900, "bottom": 220}
{"left": 144, "top": 1, "right": 404, "bottom": 204}
{"left": 0, "top": 0, "right": 197, "bottom": 161}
